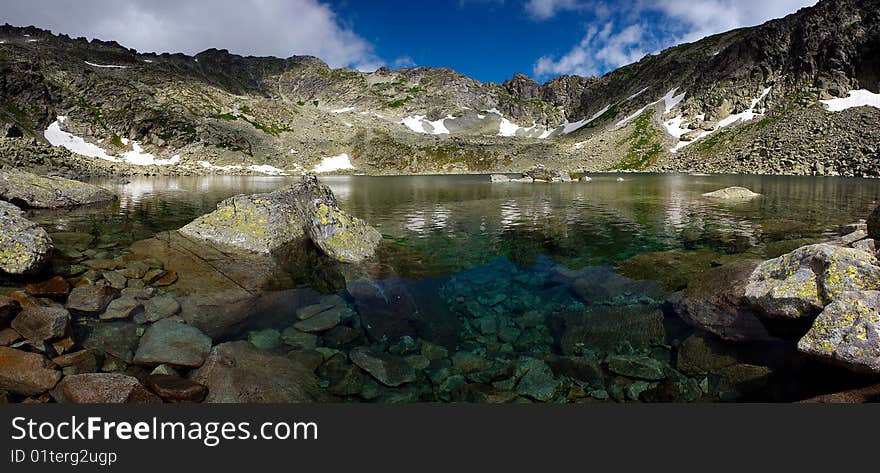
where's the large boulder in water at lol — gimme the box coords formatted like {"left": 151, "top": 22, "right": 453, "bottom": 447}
{"left": 523, "top": 165, "right": 571, "bottom": 182}
{"left": 305, "top": 203, "right": 382, "bottom": 263}
{"left": 178, "top": 175, "right": 380, "bottom": 262}
{"left": 0, "top": 201, "right": 53, "bottom": 275}
{"left": 744, "top": 244, "right": 880, "bottom": 319}
{"left": 702, "top": 186, "right": 761, "bottom": 200}
{"left": 798, "top": 290, "right": 880, "bottom": 374}
{"left": 671, "top": 260, "right": 774, "bottom": 342}
{"left": 0, "top": 168, "right": 115, "bottom": 208}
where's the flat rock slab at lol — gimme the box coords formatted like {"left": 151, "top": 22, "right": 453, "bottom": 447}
{"left": 190, "top": 341, "right": 332, "bottom": 403}
{"left": 11, "top": 306, "right": 70, "bottom": 342}
{"left": 349, "top": 346, "right": 417, "bottom": 387}
{"left": 134, "top": 320, "right": 212, "bottom": 368}
{"left": 100, "top": 296, "right": 143, "bottom": 321}
{"left": 0, "top": 346, "right": 61, "bottom": 395}
{"left": 52, "top": 373, "right": 160, "bottom": 403}
{"left": 82, "top": 321, "right": 139, "bottom": 363}
{"left": 66, "top": 284, "right": 118, "bottom": 315}
{"left": 515, "top": 358, "right": 559, "bottom": 401}
{"left": 144, "top": 294, "right": 180, "bottom": 322}
{"left": 293, "top": 304, "right": 353, "bottom": 332}
{"left": 798, "top": 290, "right": 880, "bottom": 374}
{"left": 0, "top": 168, "right": 116, "bottom": 208}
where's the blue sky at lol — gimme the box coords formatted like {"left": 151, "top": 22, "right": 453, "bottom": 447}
{"left": 2, "top": 0, "right": 817, "bottom": 83}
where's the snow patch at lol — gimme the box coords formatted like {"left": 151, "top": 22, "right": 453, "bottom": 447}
{"left": 670, "top": 87, "right": 772, "bottom": 152}
{"left": 821, "top": 89, "right": 880, "bottom": 112}
{"left": 84, "top": 61, "right": 129, "bottom": 69}
{"left": 44, "top": 117, "right": 119, "bottom": 162}
{"left": 121, "top": 141, "right": 180, "bottom": 166}
{"left": 313, "top": 153, "right": 355, "bottom": 173}
{"left": 400, "top": 115, "right": 450, "bottom": 134}
{"left": 331, "top": 107, "right": 355, "bottom": 114}
{"left": 498, "top": 117, "right": 521, "bottom": 137}
{"left": 561, "top": 105, "right": 610, "bottom": 134}
{"left": 626, "top": 87, "right": 649, "bottom": 101}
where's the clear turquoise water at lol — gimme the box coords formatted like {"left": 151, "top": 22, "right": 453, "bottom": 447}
{"left": 20, "top": 174, "right": 880, "bottom": 402}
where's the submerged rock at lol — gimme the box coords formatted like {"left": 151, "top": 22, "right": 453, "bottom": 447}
{"left": 798, "top": 291, "right": 880, "bottom": 374}
{"left": 800, "top": 384, "right": 880, "bottom": 403}
{"left": 515, "top": 358, "right": 559, "bottom": 401}
{"left": 606, "top": 355, "right": 667, "bottom": 381}
{"left": 11, "top": 307, "right": 70, "bottom": 342}
{"left": 702, "top": 186, "right": 761, "bottom": 200}
{"left": 671, "top": 260, "right": 773, "bottom": 341}
{"left": 133, "top": 320, "right": 212, "bottom": 368}
{"left": 25, "top": 276, "right": 71, "bottom": 299}
{"left": 347, "top": 278, "right": 420, "bottom": 342}
{"left": 745, "top": 244, "right": 880, "bottom": 319}
{"left": 349, "top": 347, "right": 417, "bottom": 387}
{"left": 66, "top": 284, "right": 117, "bottom": 315}
{"left": 0, "top": 295, "right": 21, "bottom": 321}
{"left": 0, "top": 346, "right": 61, "bottom": 395}
{"left": 190, "top": 341, "right": 332, "bottom": 402}
{"left": 143, "top": 374, "right": 207, "bottom": 402}
{"left": 0, "top": 168, "right": 115, "bottom": 208}
{"left": 0, "top": 201, "right": 53, "bottom": 275}
{"left": 52, "top": 373, "right": 160, "bottom": 403}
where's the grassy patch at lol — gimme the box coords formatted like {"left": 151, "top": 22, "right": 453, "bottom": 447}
{"left": 386, "top": 96, "right": 413, "bottom": 108}
{"left": 609, "top": 110, "right": 663, "bottom": 170}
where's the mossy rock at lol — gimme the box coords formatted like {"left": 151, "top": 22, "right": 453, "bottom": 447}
{"left": 306, "top": 203, "right": 382, "bottom": 264}
{"left": 0, "top": 168, "right": 115, "bottom": 208}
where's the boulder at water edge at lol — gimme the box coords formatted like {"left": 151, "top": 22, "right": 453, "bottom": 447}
{"left": 0, "top": 201, "right": 53, "bottom": 275}
{"left": 744, "top": 244, "right": 880, "bottom": 319}
{"left": 178, "top": 175, "right": 381, "bottom": 262}
{"left": 798, "top": 291, "right": 880, "bottom": 374}
{"left": 0, "top": 168, "right": 116, "bottom": 208}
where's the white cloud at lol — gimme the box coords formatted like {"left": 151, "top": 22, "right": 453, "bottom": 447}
{"left": 0, "top": 0, "right": 382, "bottom": 70}
{"left": 531, "top": 0, "right": 817, "bottom": 77}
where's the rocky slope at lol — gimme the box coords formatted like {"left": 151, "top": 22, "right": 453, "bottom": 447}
{"left": 0, "top": 0, "right": 878, "bottom": 176}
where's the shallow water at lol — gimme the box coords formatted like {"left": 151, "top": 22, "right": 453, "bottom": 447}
{"left": 18, "top": 173, "right": 880, "bottom": 402}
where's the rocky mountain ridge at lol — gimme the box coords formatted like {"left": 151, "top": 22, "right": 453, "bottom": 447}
{"left": 0, "top": 0, "right": 879, "bottom": 176}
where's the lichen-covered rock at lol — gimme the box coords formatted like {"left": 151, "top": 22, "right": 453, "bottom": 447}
{"left": 745, "top": 244, "right": 880, "bottom": 318}
{"left": 702, "top": 186, "right": 761, "bottom": 199}
{"left": 305, "top": 203, "right": 382, "bottom": 263}
{"left": 0, "top": 168, "right": 115, "bottom": 208}
{"left": 178, "top": 191, "right": 308, "bottom": 254}
{"left": 798, "top": 291, "right": 880, "bottom": 374}
{"left": 0, "top": 201, "right": 53, "bottom": 275}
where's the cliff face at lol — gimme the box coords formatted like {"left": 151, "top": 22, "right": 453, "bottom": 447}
{"left": 0, "top": 0, "right": 878, "bottom": 176}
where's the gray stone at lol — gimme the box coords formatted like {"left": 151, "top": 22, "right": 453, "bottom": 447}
{"left": 296, "top": 295, "right": 345, "bottom": 320}
{"left": 134, "top": 321, "right": 212, "bottom": 367}
{"left": 82, "top": 321, "right": 139, "bottom": 363}
{"left": 349, "top": 346, "right": 417, "bottom": 387}
{"left": 293, "top": 304, "right": 353, "bottom": 332}
{"left": 247, "top": 329, "right": 282, "bottom": 351}
{"left": 281, "top": 327, "right": 319, "bottom": 350}
{"left": 798, "top": 291, "right": 880, "bottom": 374}
{"left": 515, "top": 358, "right": 559, "bottom": 401}
{"left": 190, "top": 341, "right": 332, "bottom": 402}
{"left": 102, "top": 270, "right": 128, "bottom": 289}
{"left": 119, "top": 260, "right": 150, "bottom": 279}
{"left": 99, "top": 297, "right": 143, "bottom": 321}
{"left": 304, "top": 202, "right": 382, "bottom": 264}
{"left": 489, "top": 174, "right": 510, "bottom": 183}
{"left": 11, "top": 307, "right": 70, "bottom": 342}
{"left": 144, "top": 294, "right": 180, "bottom": 322}
{"left": 66, "top": 284, "right": 117, "bottom": 315}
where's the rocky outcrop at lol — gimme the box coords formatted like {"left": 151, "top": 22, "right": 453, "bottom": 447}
{"left": 179, "top": 175, "right": 380, "bottom": 262}
{"left": 744, "top": 244, "right": 880, "bottom": 319}
{"left": 798, "top": 291, "right": 880, "bottom": 374}
{"left": 190, "top": 341, "right": 332, "bottom": 402}
{"left": 0, "top": 201, "right": 53, "bottom": 275}
{"left": 0, "top": 169, "right": 115, "bottom": 208}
